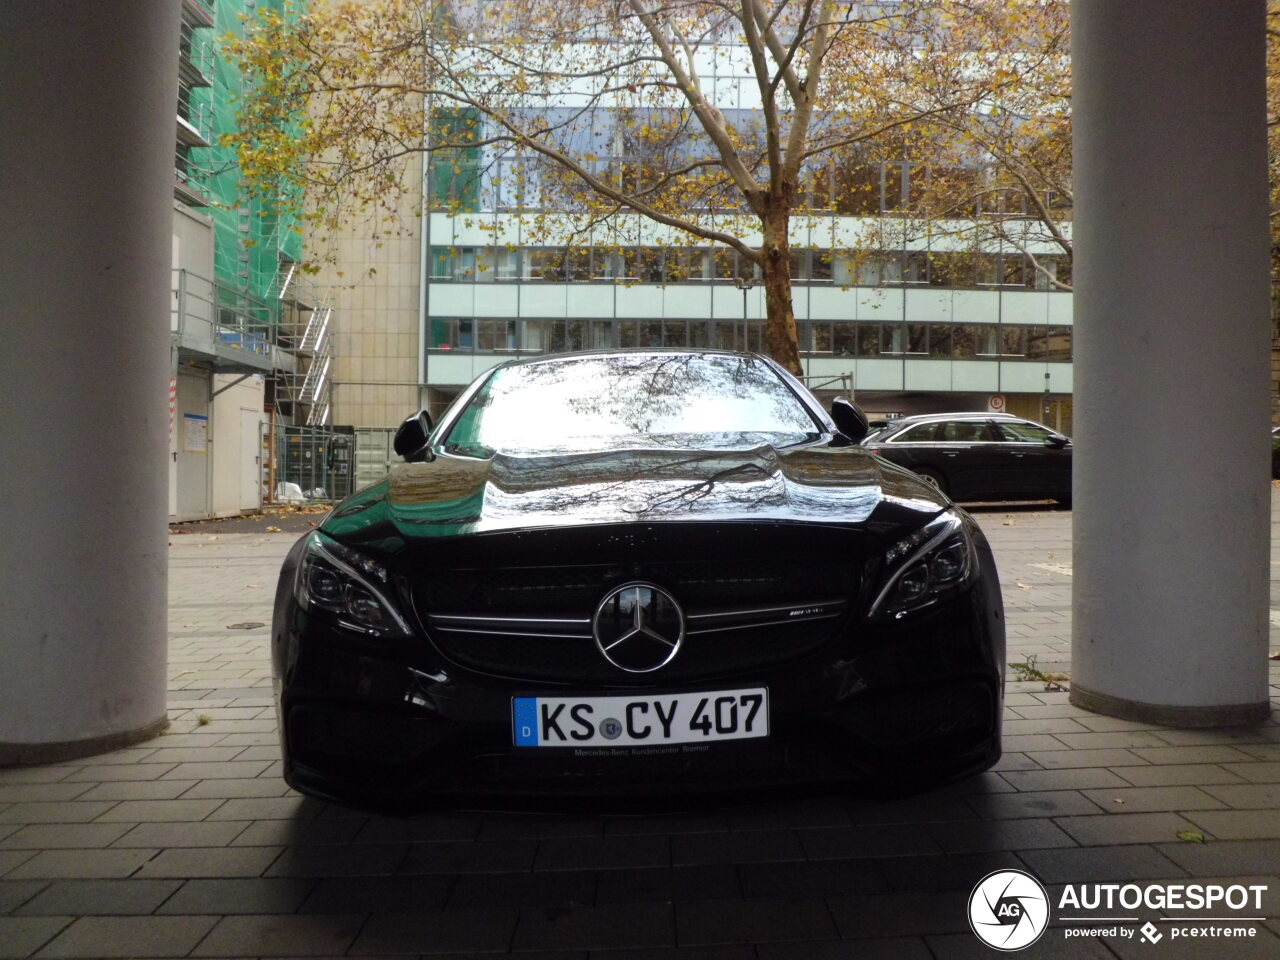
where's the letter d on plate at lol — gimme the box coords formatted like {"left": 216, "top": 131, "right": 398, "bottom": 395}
{"left": 513, "top": 698, "right": 538, "bottom": 746}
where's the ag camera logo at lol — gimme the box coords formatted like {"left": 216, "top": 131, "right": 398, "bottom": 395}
{"left": 968, "top": 869, "right": 1050, "bottom": 951}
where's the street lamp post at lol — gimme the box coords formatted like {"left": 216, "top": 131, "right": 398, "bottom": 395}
{"left": 734, "top": 276, "right": 754, "bottom": 352}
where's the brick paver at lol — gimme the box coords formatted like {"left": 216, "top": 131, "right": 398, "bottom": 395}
{"left": 0, "top": 502, "right": 1275, "bottom": 958}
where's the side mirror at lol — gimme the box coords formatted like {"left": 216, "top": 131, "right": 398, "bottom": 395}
{"left": 1044, "top": 435, "right": 1069, "bottom": 449}
{"left": 829, "top": 397, "right": 869, "bottom": 443}
{"left": 393, "top": 410, "right": 434, "bottom": 462}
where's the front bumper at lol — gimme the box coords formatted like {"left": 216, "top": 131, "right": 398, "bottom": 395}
{"left": 272, "top": 575, "right": 1004, "bottom": 811}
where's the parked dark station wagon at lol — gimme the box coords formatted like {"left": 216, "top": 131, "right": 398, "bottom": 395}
{"left": 272, "top": 351, "right": 1005, "bottom": 808}
{"left": 862, "top": 412, "right": 1072, "bottom": 505}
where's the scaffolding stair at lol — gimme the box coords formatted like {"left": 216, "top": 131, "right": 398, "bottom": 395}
{"left": 273, "top": 287, "right": 335, "bottom": 427}
{"left": 276, "top": 261, "right": 299, "bottom": 300}
{"left": 300, "top": 303, "right": 331, "bottom": 354}
{"left": 299, "top": 354, "right": 330, "bottom": 405}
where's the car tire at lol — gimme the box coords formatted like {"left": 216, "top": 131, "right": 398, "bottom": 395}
{"left": 915, "top": 467, "right": 947, "bottom": 495}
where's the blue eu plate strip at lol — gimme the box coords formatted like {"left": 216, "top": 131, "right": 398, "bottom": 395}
{"left": 512, "top": 698, "right": 538, "bottom": 747}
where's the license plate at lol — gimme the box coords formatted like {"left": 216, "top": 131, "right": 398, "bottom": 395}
{"left": 512, "top": 688, "right": 769, "bottom": 748}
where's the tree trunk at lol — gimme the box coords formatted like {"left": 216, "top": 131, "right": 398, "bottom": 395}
{"left": 761, "top": 216, "right": 802, "bottom": 376}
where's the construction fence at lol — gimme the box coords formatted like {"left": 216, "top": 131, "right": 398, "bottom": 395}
{"left": 267, "top": 425, "right": 397, "bottom": 504}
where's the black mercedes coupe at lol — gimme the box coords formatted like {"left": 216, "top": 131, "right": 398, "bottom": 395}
{"left": 271, "top": 350, "right": 1004, "bottom": 807}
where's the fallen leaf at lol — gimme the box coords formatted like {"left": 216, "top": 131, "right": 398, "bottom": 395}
{"left": 266, "top": 526, "right": 283, "bottom": 533}
{"left": 1175, "top": 830, "right": 1205, "bottom": 843}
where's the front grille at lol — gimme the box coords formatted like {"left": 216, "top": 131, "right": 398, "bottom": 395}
{"left": 419, "top": 562, "right": 845, "bottom": 616}
{"left": 422, "top": 565, "right": 627, "bottom": 616}
{"left": 416, "top": 561, "right": 855, "bottom": 684}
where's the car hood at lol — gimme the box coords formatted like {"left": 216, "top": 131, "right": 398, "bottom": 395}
{"left": 320, "top": 442, "right": 948, "bottom": 545}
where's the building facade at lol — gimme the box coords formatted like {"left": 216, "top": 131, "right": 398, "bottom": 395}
{"left": 418, "top": 208, "right": 1074, "bottom": 429}
{"left": 321, "top": 203, "right": 1075, "bottom": 441}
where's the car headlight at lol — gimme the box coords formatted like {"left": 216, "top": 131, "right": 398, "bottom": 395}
{"left": 869, "top": 510, "right": 979, "bottom": 621}
{"left": 295, "top": 533, "right": 412, "bottom": 638}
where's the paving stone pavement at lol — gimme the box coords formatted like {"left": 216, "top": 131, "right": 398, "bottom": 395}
{"left": 1, "top": 502, "right": 1278, "bottom": 959}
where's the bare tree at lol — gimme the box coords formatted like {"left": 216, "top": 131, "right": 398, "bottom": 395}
{"left": 228, "top": 0, "right": 1047, "bottom": 371}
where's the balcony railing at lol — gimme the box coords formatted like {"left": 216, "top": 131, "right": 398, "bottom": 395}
{"left": 172, "top": 269, "right": 277, "bottom": 366}
{"left": 181, "top": 0, "right": 215, "bottom": 29}
{"left": 179, "top": 20, "right": 215, "bottom": 87}
{"left": 177, "top": 88, "right": 213, "bottom": 147}
{"left": 174, "top": 148, "right": 211, "bottom": 205}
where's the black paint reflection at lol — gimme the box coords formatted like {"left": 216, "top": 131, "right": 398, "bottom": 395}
{"left": 348, "top": 352, "right": 951, "bottom": 539}
{"left": 443, "top": 354, "right": 820, "bottom": 456}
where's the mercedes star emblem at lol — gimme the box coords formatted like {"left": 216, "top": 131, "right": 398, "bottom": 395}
{"left": 592, "top": 582, "right": 685, "bottom": 673}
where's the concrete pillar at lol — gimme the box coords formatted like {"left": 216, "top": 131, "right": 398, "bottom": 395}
{"left": 0, "top": 2, "right": 180, "bottom": 760}
{"left": 1071, "top": 0, "right": 1271, "bottom": 726}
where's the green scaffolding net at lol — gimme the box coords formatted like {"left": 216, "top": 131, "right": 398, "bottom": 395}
{"left": 186, "top": 0, "right": 304, "bottom": 319}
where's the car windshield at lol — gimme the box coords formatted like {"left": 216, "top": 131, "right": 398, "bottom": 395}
{"left": 442, "top": 353, "right": 822, "bottom": 456}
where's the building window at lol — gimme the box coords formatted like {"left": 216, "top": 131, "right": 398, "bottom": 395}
{"left": 477, "top": 319, "right": 516, "bottom": 351}
{"left": 427, "top": 315, "right": 1073, "bottom": 362}
{"left": 832, "top": 322, "right": 856, "bottom": 356}
{"left": 1002, "top": 254, "right": 1029, "bottom": 288}
{"left": 975, "top": 325, "right": 1001, "bottom": 356}
{"left": 903, "top": 252, "right": 929, "bottom": 285}
{"left": 952, "top": 325, "right": 978, "bottom": 358}
{"left": 473, "top": 247, "right": 519, "bottom": 282}
{"left": 526, "top": 249, "right": 566, "bottom": 281}
{"left": 1001, "top": 326, "right": 1025, "bottom": 356}
{"left": 711, "top": 248, "right": 738, "bottom": 281}
{"left": 928, "top": 324, "right": 952, "bottom": 358}
{"left": 1033, "top": 257, "right": 1072, "bottom": 290}
{"left": 832, "top": 164, "right": 880, "bottom": 215}
{"left": 906, "top": 323, "right": 928, "bottom": 354}
{"left": 664, "top": 249, "right": 705, "bottom": 283}
{"left": 592, "top": 250, "right": 619, "bottom": 280}
{"left": 811, "top": 251, "right": 834, "bottom": 283}
{"left": 429, "top": 318, "right": 468, "bottom": 350}
{"left": 622, "top": 248, "right": 665, "bottom": 283}
{"left": 1026, "top": 325, "right": 1072, "bottom": 361}
{"left": 453, "top": 249, "right": 477, "bottom": 281}
{"left": 712, "top": 321, "right": 739, "bottom": 350}
{"left": 857, "top": 323, "right": 881, "bottom": 356}
{"left": 520, "top": 319, "right": 547, "bottom": 352}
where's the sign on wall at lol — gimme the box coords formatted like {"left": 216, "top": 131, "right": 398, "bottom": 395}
{"left": 182, "top": 413, "right": 208, "bottom": 454}
{"left": 988, "top": 394, "right": 1006, "bottom": 413}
